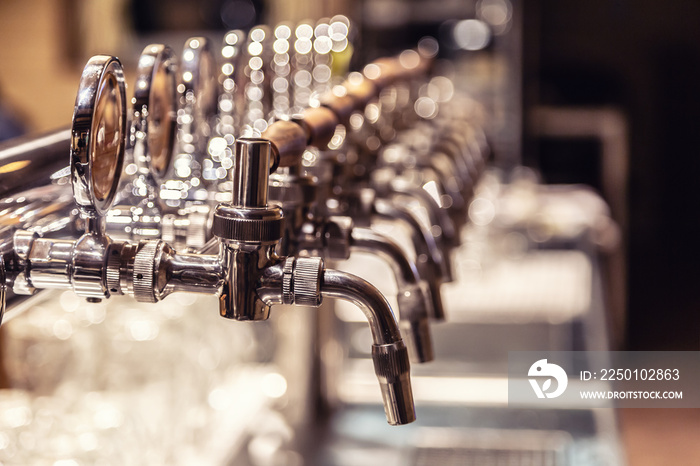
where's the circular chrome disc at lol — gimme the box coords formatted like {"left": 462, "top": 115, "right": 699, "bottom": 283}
{"left": 133, "top": 44, "right": 178, "bottom": 181}
{"left": 71, "top": 55, "right": 127, "bottom": 216}
{"left": 180, "top": 37, "right": 218, "bottom": 128}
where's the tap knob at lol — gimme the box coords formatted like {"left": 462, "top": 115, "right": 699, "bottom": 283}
{"left": 107, "top": 44, "right": 179, "bottom": 242}
{"left": 71, "top": 56, "right": 126, "bottom": 221}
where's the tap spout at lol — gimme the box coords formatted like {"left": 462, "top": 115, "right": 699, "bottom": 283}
{"left": 373, "top": 198, "right": 449, "bottom": 319}
{"left": 350, "top": 227, "right": 434, "bottom": 363}
{"left": 258, "top": 259, "right": 416, "bottom": 425}
{"left": 321, "top": 268, "right": 416, "bottom": 425}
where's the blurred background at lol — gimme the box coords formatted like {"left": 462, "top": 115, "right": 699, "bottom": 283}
{"left": 0, "top": 0, "right": 699, "bottom": 464}
{"left": 2, "top": 0, "right": 699, "bottom": 351}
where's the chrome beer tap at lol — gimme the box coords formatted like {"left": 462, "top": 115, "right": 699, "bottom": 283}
{"left": 124, "top": 137, "right": 416, "bottom": 425}
{"left": 306, "top": 53, "right": 455, "bottom": 317}
{"left": 227, "top": 22, "right": 433, "bottom": 361}
{"left": 263, "top": 123, "right": 435, "bottom": 363}
{"left": 159, "top": 37, "right": 220, "bottom": 250}
{"left": 353, "top": 55, "right": 462, "bottom": 253}
{"left": 2, "top": 56, "right": 127, "bottom": 305}
{"left": 106, "top": 44, "right": 178, "bottom": 242}
{"left": 0, "top": 55, "right": 416, "bottom": 425}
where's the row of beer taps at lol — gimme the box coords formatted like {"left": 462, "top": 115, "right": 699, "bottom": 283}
{"left": 0, "top": 17, "right": 489, "bottom": 426}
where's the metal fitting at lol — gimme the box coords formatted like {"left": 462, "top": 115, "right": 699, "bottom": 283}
{"left": 282, "top": 256, "right": 323, "bottom": 306}
{"left": 371, "top": 341, "right": 415, "bottom": 425}
{"left": 216, "top": 138, "right": 285, "bottom": 321}
{"left": 11, "top": 231, "right": 37, "bottom": 295}
{"left": 322, "top": 216, "right": 353, "bottom": 260}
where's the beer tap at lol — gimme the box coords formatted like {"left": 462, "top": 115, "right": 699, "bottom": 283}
{"left": 254, "top": 30, "right": 436, "bottom": 361}
{"left": 353, "top": 55, "right": 462, "bottom": 252}
{"left": 264, "top": 137, "right": 435, "bottom": 363}
{"left": 305, "top": 52, "right": 455, "bottom": 317}
{"left": 0, "top": 55, "right": 416, "bottom": 426}
{"left": 160, "top": 37, "right": 220, "bottom": 250}
{"left": 3, "top": 56, "right": 127, "bottom": 304}
{"left": 106, "top": 44, "right": 178, "bottom": 242}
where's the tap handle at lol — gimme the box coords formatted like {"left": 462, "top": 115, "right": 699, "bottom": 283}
{"left": 262, "top": 120, "right": 307, "bottom": 170}
{"left": 296, "top": 106, "right": 339, "bottom": 148}
{"left": 132, "top": 44, "right": 178, "bottom": 182}
{"left": 366, "top": 49, "right": 433, "bottom": 87}
{"left": 325, "top": 47, "right": 434, "bottom": 115}
{"left": 261, "top": 107, "right": 339, "bottom": 169}
{"left": 282, "top": 256, "right": 323, "bottom": 306}
{"left": 261, "top": 45, "right": 436, "bottom": 167}
{"left": 71, "top": 55, "right": 127, "bottom": 229}
{"left": 340, "top": 73, "right": 377, "bottom": 110}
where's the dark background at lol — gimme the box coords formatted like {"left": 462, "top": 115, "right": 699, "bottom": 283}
{"left": 522, "top": 0, "right": 700, "bottom": 350}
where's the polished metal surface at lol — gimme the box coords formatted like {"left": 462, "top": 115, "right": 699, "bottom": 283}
{"left": 132, "top": 239, "right": 160, "bottom": 302}
{"left": 350, "top": 226, "right": 434, "bottom": 363}
{"left": 232, "top": 138, "right": 272, "bottom": 208}
{"left": 25, "top": 238, "right": 74, "bottom": 289}
{"left": 120, "top": 239, "right": 223, "bottom": 302}
{"left": 373, "top": 198, "right": 448, "bottom": 320}
{"left": 10, "top": 230, "right": 38, "bottom": 295}
{"left": 322, "top": 268, "right": 402, "bottom": 346}
{"left": 0, "top": 129, "right": 71, "bottom": 198}
{"left": 71, "top": 230, "right": 112, "bottom": 299}
{"left": 371, "top": 341, "right": 416, "bottom": 425}
{"left": 214, "top": 138, "right": 284, "bottom": 320}
{"left": 156, "top": 245, "right": 223, "bottom": 296}
{"left": 350, "top": 227, "right": 421, "bottom": 289}
{"left": 0, "top": 10, "right": 631, "bottom": 465}
{"left": 132, "top": 44, "right": 178, "bottom": 181}
{"left": 71, "top": 55, "right": 126, "bottom": 217}
{"left": 282, "top": 256, "right": 323, "bottom": 307}
{"left": 218, "top": 242, "right": 279, "bottom": 320}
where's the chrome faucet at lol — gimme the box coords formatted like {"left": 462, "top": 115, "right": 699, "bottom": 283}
{"left": 107, "top": 44, "right": 178, "bottom": 242}
{"left": 265, "top": 144, "right": 435, "bottom": 363}
{"left": 0, "top": 56, "right": 416, "bottom": 425}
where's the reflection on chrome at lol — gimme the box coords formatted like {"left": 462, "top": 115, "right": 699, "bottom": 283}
{"left": 0, "top": 10, "right": 625, "bottom": 466}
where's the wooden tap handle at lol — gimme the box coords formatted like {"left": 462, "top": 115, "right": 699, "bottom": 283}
{"left": 299, "top": 106, "right": 339, "bottom": 148}
{"left": 262, "top": 120, "right": 308, "bottom": 169}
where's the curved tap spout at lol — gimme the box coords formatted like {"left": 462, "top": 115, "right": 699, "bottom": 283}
{"left": 386, "top": 177, "right": 458, "bottom": 249}
{"left": 350, "top": 227, "right": 434, "bottom": 363}
{"left": 257, "top": 258, "right": 416, "bottom": 426}
{"left": 321, "top": 268, "right": 415, "bottom": 425}
{"left": 373, "top": 198, "right": 449, "bottom": 319}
